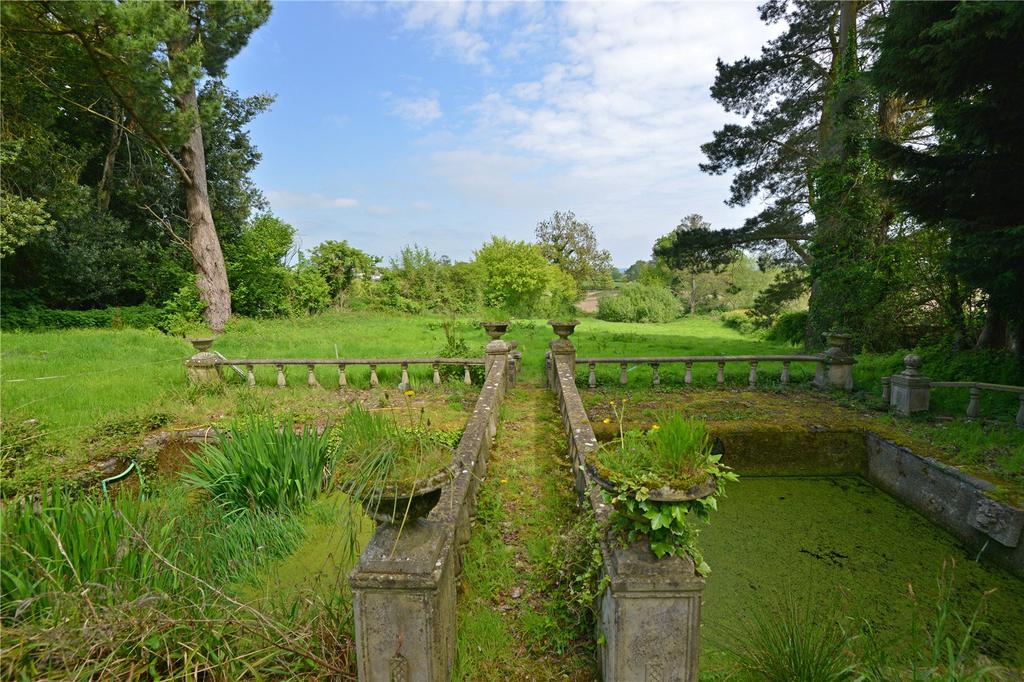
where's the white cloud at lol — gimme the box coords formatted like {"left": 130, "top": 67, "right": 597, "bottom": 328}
{"left": 411, "top": 200, "right": 433, "bottom": 211}
{"left": 389, "top": 95, "right": 443, "bottom": 125}
{"left": 393, "top": 1, "right": 781, "bottom": 263}
{"left": 266, "top": 190, "right": 358, "bottom": 210}
{"left": 367, "top": 205, "right": 396, "bottom": 216}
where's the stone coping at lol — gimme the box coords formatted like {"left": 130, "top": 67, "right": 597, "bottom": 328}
{"left": 208, "top": 357, "right": 485, "bottom": 366}
{"left": 348, "top": 350, "right": 508, "bottom": 681}
{"left": 576, "top": 354, "right": 824, "bottom": 364}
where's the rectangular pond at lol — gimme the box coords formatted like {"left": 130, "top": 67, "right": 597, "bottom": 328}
{"left": 700, "top": 476, "right": 1024, "bottom": 670}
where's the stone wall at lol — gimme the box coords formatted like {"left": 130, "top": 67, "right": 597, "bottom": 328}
{"left": 349, "top": 343, "right": 509, "bottom": 682}
{"left": 548, "top": 349, "right": 705, "bottom": 682}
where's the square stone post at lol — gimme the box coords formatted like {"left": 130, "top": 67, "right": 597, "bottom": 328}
{"left": 482, "top": 321, "right": 512, "bottom": 389}
{"left": 350, "top": 520, "right": 454, "bottom": 682}
{"left": 890, "top": 354, "right": 930, "bottom": 416}
{"left": 599, "top": 539, "right": 705, "bottom": 682}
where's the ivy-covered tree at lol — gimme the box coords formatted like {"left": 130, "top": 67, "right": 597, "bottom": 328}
{"left": 873, "top": 1, "right": 1024, "bottom": 352}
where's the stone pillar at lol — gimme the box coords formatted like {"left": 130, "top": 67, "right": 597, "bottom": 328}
{"left": 548, "top": 320, "right": 579, "bottom": 380}
{"left": 482, "top": 321, "right": 511, "bottom": 383}
{"left": 185, "top": 337, "right": 221, "bottom": 384}
{"left": 599, "top": 536, "right": 705, "bottom": 681}
{"left": 350, "top": 520, "right": 454, "bottom": 682}
{"left": 881, "top": 375, "right": 891, "bottom": 403}
{"left": 889, "top": 354, "right": 930, "bottom": 416}
{"left": 822, "top": 331, "right": 855, "bottom": 391}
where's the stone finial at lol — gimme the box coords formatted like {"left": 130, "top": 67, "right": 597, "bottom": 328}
{"left": 480, "top": 321, "right": 509, "bottom": 340}
{"left": 548, "top": 320, "right": 579, "bottom": 340}
{"left": 902, "top": 353, "right": 922, "bottom": 376}
{"left": 188, "top": 337, "right": 215, "bottom": 352}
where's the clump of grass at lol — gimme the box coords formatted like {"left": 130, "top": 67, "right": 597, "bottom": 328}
{"left": 183, "top": 419, "right": 332, "bottom": 514}
{"left": 597, "top": 407, "right": 715, "bottom": 485}
{"left": 726, "top": 594, "right": 854, "bottom": 681}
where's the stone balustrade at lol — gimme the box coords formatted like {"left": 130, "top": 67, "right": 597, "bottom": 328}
{"left": 883, "top": 354, "right": 1024, "bottom": 427}
{"left": 546, "top": 321, "right": 704, "bottom": 681}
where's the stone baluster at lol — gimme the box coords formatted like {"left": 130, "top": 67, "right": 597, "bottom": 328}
{"left": 880, "top": 376, "right": 891, "bottom": 402}
{"left": 1017, "top": 394, "right": 1024, "bottom": 428}
{"left": 966, "top": 385, "right": 981, "bottom": 420}
{"left": 619, "top": 362, "right": 628, "bottom": 385}
{"left": 432, "top": 363, "right": 441, "bottom": 386}
{"left": 814, "top": 360, "right": 826, "bottom": 389}
{"left": 684, "top": 361, "right": 693, "bottom": 386}
{"left": 307, "top": 364, "right": 319, "bottom": 388}
{"left": 463, "top": 364, "right": 472, "bottom": 385}
{"left": 246, "top": 364, "right": 255, "bottom": 387}
{"left": 651, "top": 363, "right": 660, "bottom": 386}
{"left": 781, "top": 361, "right": 791, "bottom": 386}
{"left": 716, "top": 361, "right": 725, "bottom": 387}
{"left": 276, "top": 364, "right": 286, "bottom": 388}
{"left": 748, "top": 361, "right": 758, "bottom": 388}
{"left": 369, "top": 364, "right": 379, "bottom": 387}
{"left": 588, "top": 362, "right": 597, "bottom": 389}
{"left": 338, "top": 364, "right": 347, "bottom": 387}
{"left": 400, "top": 363, "right": 410, "bottom": 389}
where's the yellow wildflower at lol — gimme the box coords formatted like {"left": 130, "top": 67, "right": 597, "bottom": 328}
{"left": 650, "top": 423, "right": 660, "bottom": 430}
{"left": 403, "top": 389, "right": 415, "bottom": 397}
{"left": 500, "top": 479, "right": 509, "bottom": 484}
{"left": 602, "top": 418, "right": 611, "bottom": 424}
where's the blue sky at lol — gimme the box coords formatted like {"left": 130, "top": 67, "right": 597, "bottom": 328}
{"left": 226, "top": 1, "right": 779, "bottom": 267}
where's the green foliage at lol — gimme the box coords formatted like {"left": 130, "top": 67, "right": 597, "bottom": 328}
{"left": 596, "top": 282, "right": 681, "bottom": 323}
{"left": 475, "top": 236, "right": 577, "bottom": 317}
{"left": 436, "top": 320, "right": 485, "bottom": 383}
{"left": 766, "top": 311, "right": 809, "bottom": 346}
{"left": 225, "top": 214, "right": 294, "bottom": 318}
{"left": 596, "top": 408, "right": 737, "bottom": 569}
{"left": 289, "top": 263, "right": 332, "bottom": 315}
{"left": 0, "top": 188, "right": 54, "bottom": 259}
{"left": 720, "top": 309, "right": 757, "bottom": 335}
{"left": 308, "top": 239, "right": 379, "bottom": 302}
{"left": 726, "top": 594, "right": 854, "bottom": 682}
{"left": 534, "top": 210, "right": 613, "bottom": 289}
{"left": 159, "top": 279, "right": 207, "bottom": 336}
{"left": 749, "top": 268, "right": 810, "bottom": 330}
{"left": 183, "top": 420, "right": 332, "bottom": 514}
{"left": 0, "top": 304, "right": 164, "bottom": 332}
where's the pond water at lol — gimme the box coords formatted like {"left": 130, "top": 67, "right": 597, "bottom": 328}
{"left": 700, "top": 476, "right": 1024, "bottom": 669}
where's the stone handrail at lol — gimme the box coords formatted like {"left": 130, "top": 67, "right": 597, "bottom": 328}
{"left": 883, "top": 356, "right": 1024, "bottom": 427}
{"left": 547, "top": 329, "right": 705, "bottom": 679}
{"left": 348, "top": 337, "right": 512, "bottom": 681}
{"left": 576, "top": 354, "right": 831, "bottom": 390}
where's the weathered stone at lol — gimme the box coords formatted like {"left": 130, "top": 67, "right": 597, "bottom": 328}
{"left": 970, "top": 496, "right": 1024, "bottom": 548}
{"left": 821, "top": 331, "right": 855, "bottom": 392}
{"left": 185, "top": 351, "right": 222, "bottom": 384}
{"left": 890, "top": 354, "right": 930, "bottom": 415}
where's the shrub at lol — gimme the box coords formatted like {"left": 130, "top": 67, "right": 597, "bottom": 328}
{"left": 766, "top": 310, "right": 808, "bottom": 346}
{"left": 0, "top": 304, "right": 164, "bottom": 331}
{"left": 720, "top": 308, "right": 757, "bottom": 335}
{"left": 596, "top": 282, "right": 680, "bottom": 323}
{"left": 289, "top": 265, "right": 332, "bottom": 315}
{"left": 159, "top": 280, "right": 207, "bottom": 336}
{"left": 183, "top": 420, "right": 332, "bottom": 514}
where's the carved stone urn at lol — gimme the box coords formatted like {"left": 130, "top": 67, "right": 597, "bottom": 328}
{"left": 548, "top": 320, "right": 580, "bottom": 340}
{"left": 480, "top": 321, "right": 509, "bottom": 340}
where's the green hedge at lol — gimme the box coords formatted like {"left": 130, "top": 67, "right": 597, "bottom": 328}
{"left": 766, "top": 311, "right": 808, "bottom": 346}
{"left": 597, "top": 282, "right": 681, "bottom": 323}
{"left": 0, "top": 305, "right": 165, "bottom": 331}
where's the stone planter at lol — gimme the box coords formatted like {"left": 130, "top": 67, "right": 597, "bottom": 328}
{"left": 586, "top": 438, "right": 725, "bottom": 502}
{"left": 823, "top": 331, "right": 852, "bottom": 353}
{"left": 480, "top": 321, "right": 509, "bottom": 340}
{"left": 354, "top": 464, "right": 456, "bottom": 525}
{"left": 188, "top": 337, "right": 215, "bottom": 352}
{"left": 549, "top": 320, "right": 579, "bottom": 340}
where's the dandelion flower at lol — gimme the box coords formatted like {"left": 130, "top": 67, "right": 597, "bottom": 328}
{"left": 602, "top": 418, "right": 611, "bottom": 424}
{"left": 403, "top": 389, "right": 415, "bottom": 397}
{"left": 651, "top": 423, "right": 660, "bottom": 430}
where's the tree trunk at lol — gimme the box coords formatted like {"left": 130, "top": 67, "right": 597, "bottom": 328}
{"left": 97, "top": 105, "right": 122, "bottom": 212}
{"left": 975, "top": 303, "right": 1007, "bottom": 350}
{"left": 178, "top": 82, "right": 231, "bottom": 332}
{"left": 688, "top": 273, "right": 697, "bottom": 315}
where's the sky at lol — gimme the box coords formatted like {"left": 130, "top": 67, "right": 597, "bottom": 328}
{"left": 226, "top": 1, "right": 781, "bottom": 268}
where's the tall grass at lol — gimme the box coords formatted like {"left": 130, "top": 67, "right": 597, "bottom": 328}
{"left": 725, "top": 594, "right": 854, "bottom": 681}
{"left": 183, "top": 419, "right": 332, "bottom": 514}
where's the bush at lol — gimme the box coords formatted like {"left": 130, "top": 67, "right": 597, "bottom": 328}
{"left": 289, "top": 266, "right": 331, "bottom": 315}
{"left": 183, "top": 420, "right": 332, "bottom": 514}
{"left": 766, "top": 310, "right": 808, "bottom": 346}
{"left": 159, "top": 280, "right": 206, "bottom": 336}
{"left": 720, "top": 308, "right": 757, "bottom": 335}
{"left": 596, "top": 282, "right": 680, "bottom": 323}
{"left": 0, "top": 304, "right": 165, "bottom": 331}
